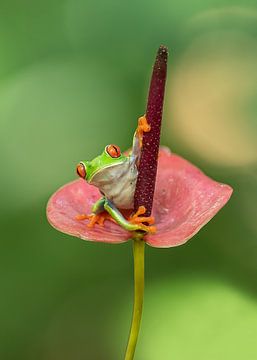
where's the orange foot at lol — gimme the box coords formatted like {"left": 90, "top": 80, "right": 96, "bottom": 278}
{"left": 137, "top": 115, "right": 151, "bottom": 148}
{"left": 129, "top": 206, "right": 156, "bottom": 234}
{"left": 76, "top": 211, "right": 116, "bottom": 228}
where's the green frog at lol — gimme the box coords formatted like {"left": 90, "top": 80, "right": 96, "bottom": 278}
{"left": 76, "top": 116, "right": 156, "bottom": 233}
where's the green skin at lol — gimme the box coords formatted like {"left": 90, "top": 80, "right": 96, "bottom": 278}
{"left": 78, "top": 127, "right": 151, "bottom": 232}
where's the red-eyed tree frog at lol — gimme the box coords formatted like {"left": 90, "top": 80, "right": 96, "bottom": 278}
{"left": 76, "top": 116, "right": 156, "bottom": 233}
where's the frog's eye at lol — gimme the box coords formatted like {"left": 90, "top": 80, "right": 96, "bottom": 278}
{"left": 76, "top": 162, "right": 86, "bottom": 179}
{"left": 106, "top": 144, "right": 121, "bottom": 158}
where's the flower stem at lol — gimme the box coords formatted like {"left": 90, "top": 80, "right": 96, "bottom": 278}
{"left": 124, "top": 237, "right": 145, "bottom": 360}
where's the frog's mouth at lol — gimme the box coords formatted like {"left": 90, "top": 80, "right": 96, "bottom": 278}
{"left": 87, "top": 161, "right": 126, "bottom": 183}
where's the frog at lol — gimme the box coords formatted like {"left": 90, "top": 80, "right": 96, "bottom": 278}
{"left": 76, "top": 116, "right": 156, "bottom": 233}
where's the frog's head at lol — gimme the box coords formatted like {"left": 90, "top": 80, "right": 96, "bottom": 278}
{"left": 76, "top": 144, "right": 126, "bottom": 183}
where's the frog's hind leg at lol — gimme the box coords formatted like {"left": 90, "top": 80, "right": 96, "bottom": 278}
{"left": 104, "top": 199, "right": 156, "bottom": 233}
{"left": 91, "top": 197, "right": 106, "bottom": 214}
{"left": 76, "top": 197, "right": 115, "bottom": 227}
{"left": 76, "top": 197, "right": 105, "bottom": 220}
{"left": 76, "top": 197, "right": 156, "bottom": 232}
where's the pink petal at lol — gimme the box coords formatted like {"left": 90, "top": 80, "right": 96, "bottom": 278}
{"left": 145, "top": 147, "right": 233, "bottom": 247}
{"left": 47, "top": 148, "right": 232, "bottom": 247}
{"left": 47, "top": 178, "right": 131, "bottom": 244}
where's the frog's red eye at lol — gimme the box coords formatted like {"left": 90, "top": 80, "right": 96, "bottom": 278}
{"left": 106, "top": 144, "right": 121, "bottom": 158}
{"left": 76, "top": 163, "right": 86, "bottom": 179}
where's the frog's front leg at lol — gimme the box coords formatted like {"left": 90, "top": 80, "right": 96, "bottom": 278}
{"left": 104, "top": 199, "right": 156, "bottom": 233}
{"left": 136, "top": 115, "right": 151, "bottom": 148}
{"left": 130, "top": 115, "right": 151, "bottom": 165}
{"left": 76, "top": 197, "right": 115, "bottom": 227}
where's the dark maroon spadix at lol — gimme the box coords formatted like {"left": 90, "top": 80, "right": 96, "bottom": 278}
{"left": 134, "top": 45, "right": 168, "bottom": 216}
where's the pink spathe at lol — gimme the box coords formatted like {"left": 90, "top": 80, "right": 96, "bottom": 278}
{"left": 47, "top": 147, "right": 233, "bottom": 248}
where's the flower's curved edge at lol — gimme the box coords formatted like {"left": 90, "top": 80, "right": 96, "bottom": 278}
{"left": 47, "top": 204, "right": 131, "bottom": 244}
{"left": 46, "top": 179, "right": 131, "bottom": 244}
{"left": 145, "top": 185, "right": 233, "bottom": 249}
{"left": 46, "top": 148, "right": 233, "bottom": 247}
{"left": 145, "top": 147, "right": 233, "bottom": 247}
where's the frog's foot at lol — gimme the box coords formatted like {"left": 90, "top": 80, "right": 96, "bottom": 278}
{"left": 129, "top": 206, "right": 156, "bottom": 233}
{"left": 76, "top": 211, "right": 116, "bottom": 228}
{"left": 137, "top": 115, "right": 151, "bottom": 148}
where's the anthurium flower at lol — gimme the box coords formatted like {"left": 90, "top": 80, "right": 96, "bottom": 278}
{"left": 47, "top": 146, "right": 232, "bottom": 247}
{"left": 46, "top": 46, "right": 233, "bottom": 360}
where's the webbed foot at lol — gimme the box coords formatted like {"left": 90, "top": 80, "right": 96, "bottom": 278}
{"left": 76, "top": 211, "right": 116, "bottom": 228}
{"left": 76, "top": 203, "right": 156, "bottom": 234}
{"left": 129, "top": 206, "right": 156, "bottom": 234}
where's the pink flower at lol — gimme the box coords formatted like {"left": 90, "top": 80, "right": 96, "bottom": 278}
{"left": 46, "top": 146, "right": 232, "bottom": 248}
{"left": 46, "top": 46, "right": 233, "bottom": 360}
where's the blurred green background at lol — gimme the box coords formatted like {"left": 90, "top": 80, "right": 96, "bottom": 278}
{"left": 0, "top": 0, "right": 257, "bottom": 359}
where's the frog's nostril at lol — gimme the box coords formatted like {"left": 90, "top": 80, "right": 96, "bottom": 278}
{"left": 76, "top": 163, "right": 86, "bottom": 179}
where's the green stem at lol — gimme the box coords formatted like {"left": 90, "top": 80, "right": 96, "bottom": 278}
{"left": 124, "top": 237, "right": 145, "bottom": 360}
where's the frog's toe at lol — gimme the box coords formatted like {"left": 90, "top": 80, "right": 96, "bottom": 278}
{"left": 75, "top": 213, "right": 98, "bottom": 227}
{"left": 97, "top": 212, "right": 117, "bottom": 226}
{"left": 135, "top": 223, "right": 157, "bottom": 234}
{"left": 130, "top": 206, "right": 155, "bottom": 225}
{"left": 131, "top": 216, "right": 155, "bottom": 225}
{"left": 138, "top": 116, "right": 151, "bottom": 133}
{"left": 137, "top": 116, "right": 151, "bottom": 148}
{"left": 75, "top": 214, "right": 90, "bottom": 221}
{"left": 76, "top": 212, "right": 116, "bottom": 228}
{"left": 129, "top": 206, "right": 156, "bottom": 233}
